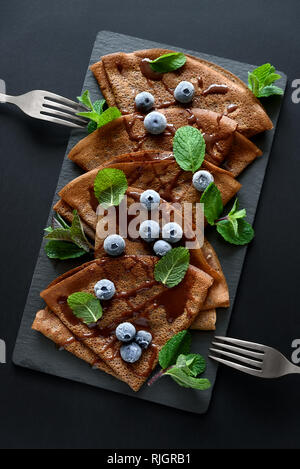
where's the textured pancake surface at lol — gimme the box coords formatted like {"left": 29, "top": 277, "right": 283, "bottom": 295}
{"left": 39, "top": 256, "right": 213, "bottom": 391}
{"left": 90, "top": 48, "right": 273, "bottom": 137}
{"left": 32, "top": 307, "right": 118, "bottom": 377}
{"left": 58, "top": 151, "right": 241, "bottom": 235}
{"left": 68, "top": 108, "right": 262, "bottom": 176}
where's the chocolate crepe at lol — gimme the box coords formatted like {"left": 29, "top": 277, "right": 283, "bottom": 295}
{"left": 57, "top": 151, "right": 241, "bottom": 234}
{"left": 32, "top": 307, "right": 118, "bottom": 377}
{"left": 38, "top": 255, "right": 213, "bottom": 391}
{"left": 54, "top": 183, "right": 229, "bottom": 322}
{"left": 90, "top": 48, "right": 273, "bottom": 137}
{"left": 68, "top": 108, "right": 262, "bottom": 177}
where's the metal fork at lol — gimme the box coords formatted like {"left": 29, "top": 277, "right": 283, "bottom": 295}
{"left": 0, "top": 90, "right": 89, "bottom": 128}
{"left": 209, "top": 336, "right": 300, "bottom": 377}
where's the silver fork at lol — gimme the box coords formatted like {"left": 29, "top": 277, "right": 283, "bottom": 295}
{"left": 0, "top": 90, "right": 89, "bottom": 128}
{"left": 209, "top": 336, "right": 300, "bottom": 377}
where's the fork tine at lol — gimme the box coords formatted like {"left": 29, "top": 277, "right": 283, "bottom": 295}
{"left": 209, "top": 355, "right": 263, "bottom": 376}
{"left": 43, "top": 99, "right": 89, "bottom": 117}
{"left": 209, "top": 348, "right": 262, "bottom": 368}
{"left": 40, "top": 108, "right": 88, "bottom": 125}
{"left": 215, "top": 336, "right": 265, "bottom": 352}
{"left": 43, "top": 91, "right": 87, "bottom": 110}
{"left": 37, "top": 113, "right": 86, "bottom": 128}
{"left": 212, "top": 341, "right": 264, "bottom": 359}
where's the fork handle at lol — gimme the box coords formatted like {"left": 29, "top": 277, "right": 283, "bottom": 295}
{"left": 0, "top": 93, "right": 19, "bottom": 105}
{"left": 287, "top": 363, "right": 300, "bottom": 374}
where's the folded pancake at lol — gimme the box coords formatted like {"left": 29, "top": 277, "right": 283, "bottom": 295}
{"left": 57, "top": 151, "right": 241, "bottom": 233}
{"left": 54, "top": 183, "right": 229, "bottom": 316}
{"left": 90, "top": 49, "right": 273, "bottom": 137}
{"left": 39, "top": 255, "right": 213, "bottom": 391}
{"left": 94, "top": 186, "right": 228, "bottom": 313}
{"left": 68, "top": 108, "right": 262, "bottom": 177}
{"left": 32, "top": 307, "right": 118, "bottom": 377}
{"left": 190, "top": 309, "right": 216, "bottom": 330}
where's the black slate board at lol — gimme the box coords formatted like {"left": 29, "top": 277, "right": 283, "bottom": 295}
{"left": 12, "top": 31, "right": 286, "bottom": 414}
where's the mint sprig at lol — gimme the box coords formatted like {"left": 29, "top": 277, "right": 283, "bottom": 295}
{"left": 76, "top": 90, "right": 121, "bottom": 133}
{"left": 148, "top": 330, "right": 211, "bottom": 391}
{"left": 67, "top": 292, "right": 102, "bottom": 325}
{"left": 154, "top": 247, "right": 190, "bottom": 288}
{"left": 248, "top": 63, "right": 283, "bottom": 98}
{"left": 44, "top": 211, "right": 91, "bottom": 260}
{"left": 200, "top": 184, "right": 254, "bottom": 245}
{"left": 173, "top": 126, "right": 206, "bottom": 173}
{"left": 94, "top": 168, "right": 128, "bottom": 209}
{"left": 149, "top": 52, "right": 186, "bottom": 73}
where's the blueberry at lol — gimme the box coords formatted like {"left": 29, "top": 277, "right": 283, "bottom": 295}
{"left": 94, "top": 279, "right": 116, "bottom": 300}
{"left": 144, "top": 111, "right": 167, "bottom": 135}
{"left": 115, "top": 322, "right": 136, "bottom": 342}
{"left": 139, "top": 220, "right": 160, "bottom": 242}
{"left": 120, "top": 342, "right": 142, "bottom": 363}
{"left": 135, "top": 91, "right": 154, "bottom": 112}
{"left": 153, "top": 240, "right": 172, "bottom": 256}
{"left": 174, "top": 81, "right": 195, "bottom": 103}
{"left": 135, "top": 330, "right": 152, "bottom": 349}
{"left": 140, "top": 189, "right": 161, "bottom": 210}
{"left": 103, "top": 234, "right": 125, "bottom": 256}
{"left": 162, "top": 222, "right": 183, "bottom": 244}
{"left": 192, "top": 170, "right": 214, "bottom": 192}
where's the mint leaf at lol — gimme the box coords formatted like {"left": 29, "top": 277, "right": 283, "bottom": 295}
{"left": 229, "top": 217, "right": 238, "bottom": 236}
{"left": 176, "top": 353, "right": 206, "bottom": 377}
{"left": 227, "top": 199, "right": 246, "bottom": 221}
{"left": 77, "top": 91, "right": 111, "bottom": 133}
{"left": 173, "top": 126, "right": 206, "bottom": 173}
{"left": 257, "top": 85, "right": 283, "bottom": 98}
{"left": 149, "top": 52, "right": 186, "bottom": 73}
{"left": 44, "top": 211, "right": 90, "bottom": 260}
{"left": 94, "top": 107, "right": 121, "bottom": 128}
{"left": 94, "top": 168, "right": 128, "bottom": 209}
{"left": 87, "top": 120, "right": 97, "bottom": 134}
{"left": 251, "top": 63, "right": 274, "bottom": 83}
{"left": 53, "top": 213, "right": 70, "bottom": 230}
{"left": 70, "top": 210, "right": 90, "bottom": 252}
{"left": 77, "top": 90, "right": 93, "bottom": 110}
{"left": 159, "top": 330, "right": 191, "bottom": 369}
{"left": 200, "top": 182, "right": 223, "bottom": 225}
{"left": 44, "top": 213, "right": 70, "bottom": 233}
{"left": 93, "top": 99, "right": 106, "bottom": 114}
{"left": 67, "top": 292, "right": 102, "bottom": 325}
{"left": 264, "top": 73, "right": 282, "bottom": 86}
{"left": 217, "top": 218, "right": 254, "bottom": 245}
{"left": 154, "top": 247, "right": 190, "bottom": 288}
{"left": 248, "top": 63, "right": 283, "bottom": 98}
{"left": 44, "top": 240, "right": 86, "bottom": 260}
{"left": 44, "top": 227, "right": 73, "bottom": 242}
{"left": 164, "top": 367, "right": 211, "bottom": 390}
{"left": 77, "top": 106, "right": 121, "bottom": 129}
{"left": 76, "top": 110, "right": 102, "bottom": 121}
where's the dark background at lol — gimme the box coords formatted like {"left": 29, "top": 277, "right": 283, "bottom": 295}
{"left": 0, "top": 0, "right": 299, "bottom": 449}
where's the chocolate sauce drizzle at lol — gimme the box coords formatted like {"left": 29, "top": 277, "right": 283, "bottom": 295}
{"left": 202, "top": 84, "right": 229, "bottom": 96}
{"left": 140, "top": 59, "right": 163, "bottom": 81}
{"left": 139, "top": 58, "right": 176, "bottom": 108}
{"left": 56, "top": 257, "right": 194, "bottom": 377}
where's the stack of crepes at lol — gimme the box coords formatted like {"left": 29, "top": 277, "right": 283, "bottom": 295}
{"left": 32, "top": 49, "right": 272, "bottom": 390}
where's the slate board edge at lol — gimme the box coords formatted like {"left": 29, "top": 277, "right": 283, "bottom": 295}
{"left": 12, "top": 31, "right": 287, "bottom": 414}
